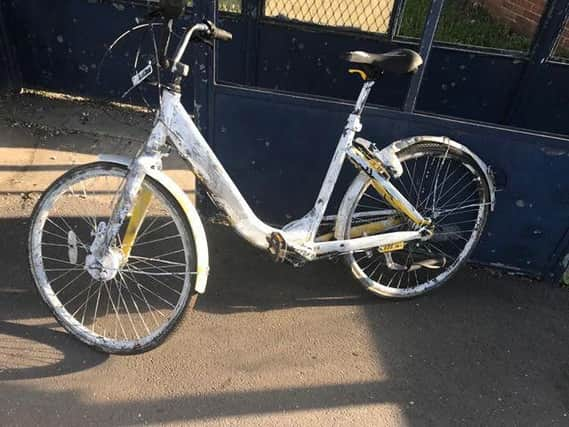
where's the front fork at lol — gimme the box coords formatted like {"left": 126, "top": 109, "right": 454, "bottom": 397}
{"left": 91, "top": 125, "right": 166, "bottom": 263}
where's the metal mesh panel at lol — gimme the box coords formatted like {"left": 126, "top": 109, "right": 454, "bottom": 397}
{"left": 264, "top": 0, "right": 396, "bottom": 34}
{"left": 219, "top": 0, "right": 242, "bottom": 13}
{"left": 143, "top": 0, "right": 243, "bottom": 14}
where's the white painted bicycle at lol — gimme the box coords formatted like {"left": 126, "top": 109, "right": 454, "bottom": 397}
{"left": 28, "top": 11, "right": 495, "bottom": 353}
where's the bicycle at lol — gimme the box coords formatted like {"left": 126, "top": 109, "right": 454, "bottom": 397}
{"left": 28, "top": 2, "right": 495, "bottom": 354}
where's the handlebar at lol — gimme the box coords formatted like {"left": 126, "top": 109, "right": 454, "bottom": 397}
{"left": 132, "top": 1, "right": 233, "bottom": 78}
{"left": 210, "top": 25, "right": 233, "bottom": 42}
{"left": 171, "top": 20, "right": 232, "bottom": 75}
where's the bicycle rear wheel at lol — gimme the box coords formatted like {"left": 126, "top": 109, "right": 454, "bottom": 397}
{"left": 341, "top": 143, "right": 491, "bottom": 298}
{"left": 29, "top": 162, "right": 197, "bottom": 354}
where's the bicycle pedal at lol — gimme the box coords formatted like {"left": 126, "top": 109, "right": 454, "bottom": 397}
{"left": 267, "top": 232, "right": 287, "bottom": 263}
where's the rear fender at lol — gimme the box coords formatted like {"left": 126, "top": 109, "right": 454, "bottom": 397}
{"left": 335, "top": 136, "right": 496, "bottom": 240}
{"left": 379, "top": 135, "right": 496, "bottom": 209}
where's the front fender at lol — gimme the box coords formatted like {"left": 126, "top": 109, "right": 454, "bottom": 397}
{"left": 98, "top": 155, "right": 210, "bottom": 294}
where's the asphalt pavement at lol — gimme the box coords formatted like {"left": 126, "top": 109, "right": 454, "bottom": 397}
{"left": 0, "top": 92, "right": 568, "bottom": 426}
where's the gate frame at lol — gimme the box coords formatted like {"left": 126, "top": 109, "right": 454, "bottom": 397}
{"left": 190, "top": 0, "right": 569, "bottom": 281}
{"left": 0, "top": 2, "right": 21, "bottom": 94}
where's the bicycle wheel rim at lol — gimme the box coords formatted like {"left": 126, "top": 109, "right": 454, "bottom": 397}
{"left": 29, "top": 163, "right": 196, "bottom": 353}
{"left": 345, "top": 146, "right": 490, "bottom": 298}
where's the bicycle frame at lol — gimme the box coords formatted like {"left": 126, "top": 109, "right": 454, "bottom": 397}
{"left": 27, "top": 20, "right": 500, "bottom": 352}
{"left": 100, "top": 83, "right": 430, "bottom": 264}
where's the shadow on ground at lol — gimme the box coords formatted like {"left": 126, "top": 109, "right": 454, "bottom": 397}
{"left": 1, "top": 215, "right": 568, "bottom": 425}
{"left": 0, "top": 92, "right": 567, "bottom": 425}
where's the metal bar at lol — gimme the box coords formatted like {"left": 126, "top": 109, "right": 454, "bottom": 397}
{"left": 388, "top": 0, "right": 406, "bottom": 40}
{"left": 504, "top": 0, "right": 569, "bottom": 123}
{"left": 402, "top": 0, "right": 445, "bottom": 113}
{"left": 0, "top": 2, "right": 22, "bottom": 94}
{"left": 529, "top": 0, "right": 569, "bottom": 64}
{"left": 243, "top": 0, "right": 264, "bottom": 86}
{"left": 312, "top": 230, "right": 422, "bottom": 256}
{"left": 315, "top": 217, "right": 402, "bottom": 242}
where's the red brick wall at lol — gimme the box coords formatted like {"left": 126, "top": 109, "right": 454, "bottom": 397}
{"left": 479, "top": 0, "right": 545, "bottom": 35}
{"left": 477, "top": 0, "right": 569, "bottom": 53}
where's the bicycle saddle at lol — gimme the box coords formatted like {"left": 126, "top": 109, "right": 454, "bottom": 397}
{"left": 344, "top": 49, "right": 423, "bottom": 79}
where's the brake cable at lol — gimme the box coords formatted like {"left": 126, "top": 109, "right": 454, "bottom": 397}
{"left": 96, "top": 19, "right": 184, "bottom": 110}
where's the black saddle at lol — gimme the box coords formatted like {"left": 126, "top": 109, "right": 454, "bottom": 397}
{"left": 344, "top": 49, "right": 423, "bottom": 79}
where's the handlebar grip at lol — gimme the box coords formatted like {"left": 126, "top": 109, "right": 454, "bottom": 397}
{"left": 212, "top": 27, "right": 232, "bottom": 42}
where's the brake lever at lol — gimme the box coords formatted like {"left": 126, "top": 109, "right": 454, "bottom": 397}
{"left": 202, "top": 18, "right": 214, "bottom": 31}
{"left": 193, "top": 34, "right": 213, "bottom": 48}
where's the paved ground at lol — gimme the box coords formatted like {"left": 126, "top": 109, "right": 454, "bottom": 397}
{"left": 0, "top": 93, "right": 568, "bottom": 426}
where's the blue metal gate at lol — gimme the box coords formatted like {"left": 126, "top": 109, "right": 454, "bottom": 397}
{"left": 2, "top": 0, "right": 569, "bottom": 280}
{"left": 0, "top": 2, "right": 19, "bottom": 93}
{"left": 198, "top": 0, "right": 569, "bottom": 280}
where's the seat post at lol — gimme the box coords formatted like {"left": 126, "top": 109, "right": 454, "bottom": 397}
{"left": 353, "top": 80, "right": 375, "bottom": 116}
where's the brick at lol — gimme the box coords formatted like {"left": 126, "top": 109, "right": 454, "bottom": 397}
{"left": 530, "top": 2, "right": 546, "bottom": 13}
{"left": 522, "top": 9, "right": 542, "bottom": 24}
{"left": 502, "top": 9, "right": 525, "bottom": 22}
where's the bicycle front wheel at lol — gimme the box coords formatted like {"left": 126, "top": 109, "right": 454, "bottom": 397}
{"left": 29, "top": 162, "right": 197, "bottom": 354}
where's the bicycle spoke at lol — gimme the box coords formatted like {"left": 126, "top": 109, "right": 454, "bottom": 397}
{"left": 122, "top": 269, "right": 167, "bottom": 322}
{"left": 128, "top": 254, "right": 187, "bottom": 267}
{"left": 55, "top": 270, "right": 87, "bottom": 296}
{"left": 123, "top": 265, "right": 177, "bottom": 309}
{"left": 103, "top": 280, "right": 128, "bottom": 340}
{"left": 118, "top": 270, "right": 151, "bottom": 335}
{"left": 42, "top": 229, "right": 71, "bottom": 242}
{"left": 348, "top": 147, "right": 487, "bottom": 296}
{"left": 43, "top": 256, "right": 81, "bottom": 267}
{"left": 48, "top": 268, "right": 78, "bottom": 285}
{"left": 136, "top": 218, "right": 176, "bottom": 240}
{"left": 128, "top": 257, "right": 188, "bottom": 283}
{"left": 128, "top": 264, "right": 183, "bottom": 294}
{"left": 113, "top": 277, "right": 140, "bottom": 340}
{"left": 45, "top": 218, "right": 89, "bottom": 250}
{"left": 91, "top": 277, "right": 104, "bottom": 332}
{"left": 132, "top": 233, "right": 181, "bottom": 247}
{"left": 61, "top": 277, "right": 95, "bottom": 308}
